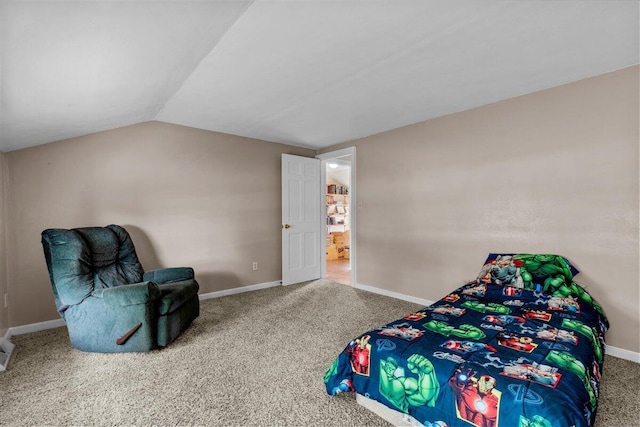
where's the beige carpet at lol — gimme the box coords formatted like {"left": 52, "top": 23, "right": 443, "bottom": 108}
{"left": 1, "top": 280, "right": 638, "bottom": 426}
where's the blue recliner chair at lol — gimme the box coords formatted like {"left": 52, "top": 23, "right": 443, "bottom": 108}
{"left": 41, "top": 225, "right": 200, "bottom": 352}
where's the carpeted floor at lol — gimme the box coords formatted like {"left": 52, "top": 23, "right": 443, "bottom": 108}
{"left": 1, "top": 280, "right": 639, "bottom": 426}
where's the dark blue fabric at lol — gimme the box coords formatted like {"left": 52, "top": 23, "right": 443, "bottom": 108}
{"left": 325, "top": 279, "right": 608, "bottom": 427}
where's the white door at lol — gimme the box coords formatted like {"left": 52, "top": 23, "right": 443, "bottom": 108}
{"left": 282, "top": 154, "right": 322, "bottom": 286}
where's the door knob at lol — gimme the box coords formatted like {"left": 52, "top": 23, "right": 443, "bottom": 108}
{"left": 282, "top": 224, "right": 291, "bottom": 229}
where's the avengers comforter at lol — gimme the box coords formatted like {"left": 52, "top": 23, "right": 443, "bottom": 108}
{"left": 325, "top": 254, "right": 608, "bottom": 427}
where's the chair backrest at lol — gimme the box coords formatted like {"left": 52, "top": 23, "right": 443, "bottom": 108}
{"left": 41, "top": 224, "right": 144, "bottom": 316}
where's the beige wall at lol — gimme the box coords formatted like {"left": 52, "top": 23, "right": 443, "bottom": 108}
{"left": 3, "top": 67, "right": 638, "bottom": 354}
{"left": 0, "top": 150, "right": 7, "bottom": 336}
{"left": 5, "top": 122, "right": 314, "bottom": 327}
{"left": 322, "top": 66, "right": 639, "bottom": 353}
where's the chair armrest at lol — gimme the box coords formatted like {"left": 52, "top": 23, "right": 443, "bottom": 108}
{"left": 92, "top": 282, "right": 160, "bottom": 308}
{"left": 143, "top": 267, "right": 194, "bottom": 284}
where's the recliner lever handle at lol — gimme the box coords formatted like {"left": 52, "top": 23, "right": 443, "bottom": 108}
{"left": 116, "top": 323, "right": 142, "bottom": 345}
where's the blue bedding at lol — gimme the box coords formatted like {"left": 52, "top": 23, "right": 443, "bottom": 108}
{"left": 325, "top": 254, "right": 608, "bottom": 427}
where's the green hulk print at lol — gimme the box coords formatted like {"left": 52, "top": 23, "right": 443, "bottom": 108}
{"left": 324, "top": 358, "right": 339, "bottom": 384}
{"left": 562, "top": 318, "right": 603, "bottom": 364}
{"left": 514, "top": 254, "right": 573, "bottom": 292}
{"left": 545, "top": 350, "right": 596, "bottom": 410}
{"left": 515, "top": 254, "right": 607, "bottom": 321}
{"left": 423, "top": 320, "right": 486, "bottom": 340}
{"left": 519, "top": 414, "right": 553, "bottom": 427}
{"left": 555, "top": 281, "right": 607, "bottom": 321}
{"left": 379, "top": 354, "right": 440, "bottom": 413}
{"left": 461, "top": 300, "right": 511, "bottom": 314}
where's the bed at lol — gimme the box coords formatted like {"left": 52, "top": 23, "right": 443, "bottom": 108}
{"left": 324, "top": 254, "right": 608, "bottom": 427}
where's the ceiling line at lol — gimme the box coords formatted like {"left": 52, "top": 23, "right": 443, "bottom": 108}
{"left": 153, "top": 0, "right": 257, "bottom": 122}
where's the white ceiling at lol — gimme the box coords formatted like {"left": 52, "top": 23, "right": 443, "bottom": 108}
{"left": 1, "top": 0, "right": 638, "bottom": 152}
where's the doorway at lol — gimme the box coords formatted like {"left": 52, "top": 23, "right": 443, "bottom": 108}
{"left": 317, "top": 147, "right": 356, "bottom": 287}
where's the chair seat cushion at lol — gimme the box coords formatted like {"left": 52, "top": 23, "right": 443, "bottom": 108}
{"left": 156, "top": 279, "right": 199, "bottom": 316}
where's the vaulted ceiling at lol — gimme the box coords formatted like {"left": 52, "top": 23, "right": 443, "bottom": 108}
{"left": 1, "top": 0, "right": 638, "bottom": 152}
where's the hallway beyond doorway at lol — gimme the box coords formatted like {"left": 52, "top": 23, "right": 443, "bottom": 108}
{"left": 326, "top": 258, "right": 350, "bottom": 285}
{"left": 318, "top": 146, "right": 356, "bottom": 288}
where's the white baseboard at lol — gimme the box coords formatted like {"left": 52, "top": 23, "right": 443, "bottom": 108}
{"left": 605, "top": 345, "right": 640, "bottom": 363}
{"left": 198, "top": 280, "right": 281, "bottom": 300}
{"left": 355, "top": 282, "right": 640, "bottom": 364}
{"left": 8, "top": 318, "right": 66, "bottom": 336}
{"left": 354, "top": 282, "right": 435, "bottom": 308}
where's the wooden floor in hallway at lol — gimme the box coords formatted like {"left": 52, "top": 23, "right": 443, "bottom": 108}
{"left": 326, "top": 258, "right": 351, "bottom": 285}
